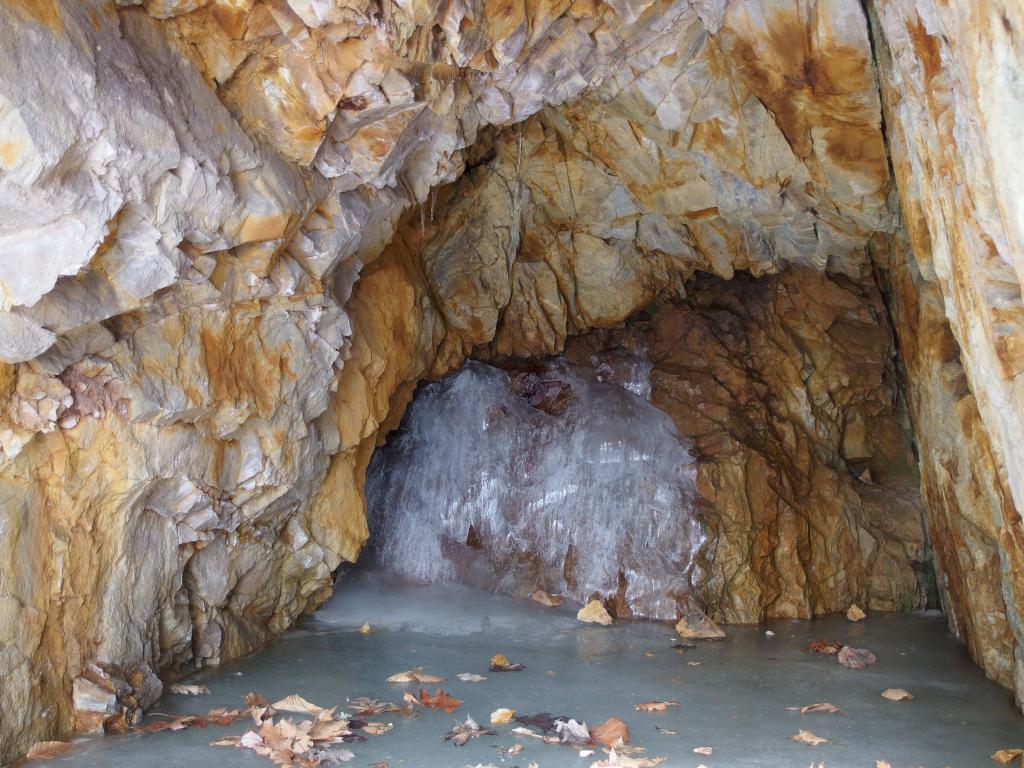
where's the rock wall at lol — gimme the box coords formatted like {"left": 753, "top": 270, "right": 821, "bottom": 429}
{"left": 0, "top": 0, "right": 1021, "bottom": 760}
{"left": 563, "top": 268, "right": 928, "bottom": 623}
{"left": 867, "top": 0, "right": 1024, "bottom": 704}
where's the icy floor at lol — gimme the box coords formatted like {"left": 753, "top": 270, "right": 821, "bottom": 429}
{"left": 35, "top": 571, "right": 1024, "bottom": 768}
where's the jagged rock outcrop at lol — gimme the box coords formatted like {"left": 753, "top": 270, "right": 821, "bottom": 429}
{"left": 0, "top": 0, "right": 1022, "bottom": 761}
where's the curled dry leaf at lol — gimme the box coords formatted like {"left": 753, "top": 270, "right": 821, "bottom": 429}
{"left": 387, "top": 668, "right": 445, "bottom": 683}
{"left": 838, "top": 646, "right": 877, "bottom": 670}
{"left": 847, "top": 604, "right": 867, "bottom": 622}
{"left": 272, "top": 694, "right": 326, "bottom": 715}
{"left": 511, "top": 726, "right": 545, "bottom": 740}
{"left": 791, "top": 729, "right": 830, "bottom": 746}
{"left": 556, "top": 718, "right": 593, "bottom": 746}
{"left": 351, "top": 697, "right": 400, "bottom": 716}
{"left": 417, "top": 688, "right": 463, "bottom": 713}
{"left": 362, "top": 722, "right": 393, "bottom": 735}
{"left": 445, "top": 716, "right": 496, "bottom": 746}
{"left": 591, "top": 717, "right": 629, "bottom": 747}
{"left": 881, "top": 688, "right": 913, "bottom": 701}
{"left": 170, "top": 683, "right": 212, "bottom": 695}
{"left": 635, "top": 701, "right": 678, "bottom": 712}
{"left": 693, "top": 746, "right": 713, "bottom": 755}
{"left": 26, "top": 741, "right": 74, "bottom": 760}
{"left": 786, "top": 703, "right": 845, "bottom": 715}
{"left": 490, "top": 708, "right": 516, "bottom": 724}
{"left": 992, "top": 748, "right": 1024, "bottom": 764}
{"left": 206, "top": 707, "right": 245, "bottom": 725}
{"left": 489, "top": 654, "right": 526, "bottom": 672}
{"left": 808, "top": 639, "right": 843, "bottom": 655}
{"left": 136, "top": 714, "right": 204, "bottom": 733}
{"left": 458, "top": 673, "right": 486, "bottom": 682}
{"left": 246, "top": 692, "right": 269, "bottom": 707}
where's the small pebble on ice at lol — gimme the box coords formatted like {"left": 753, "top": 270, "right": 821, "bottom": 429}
{"left": 765, "top": 630, "right": 775, "bottom": 637}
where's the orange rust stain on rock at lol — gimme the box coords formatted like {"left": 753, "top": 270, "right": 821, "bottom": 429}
{"left": 821, "top": 124, "right": 888, "bottom": 181}
{"left": 906, "top": 16, "right": 943, "bottom": 84}
{"left": 8, "top": 0, "right": 64, "bottom": 34}
{"left": 200, "top": 320, "right": 280, "bottom": 419}
{"left": 0, "top": 141, "right": 22, "bottom": 168}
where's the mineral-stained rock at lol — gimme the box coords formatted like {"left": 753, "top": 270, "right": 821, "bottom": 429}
{"left": 0, "top": 0, "right": 1023, "bottom": 760}
{"left": 577, "top": 600, "right": 614, "bottom": 626}
{"left": 675, "top": 612, "right": 726, "bottom": 641}
{"left": 838, "top": 646, "right": 878, "bottom": 670}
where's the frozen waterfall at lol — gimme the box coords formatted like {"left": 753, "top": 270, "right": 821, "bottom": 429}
{"left": 364, "top": 355, "right": 708, "bottom": 620}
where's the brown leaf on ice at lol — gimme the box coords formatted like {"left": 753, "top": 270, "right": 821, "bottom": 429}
{"left": 591, "top": 717, "right": 629, "bottom": 748}
{"left": 388, "top": 667, "right": 445, "bottom": 683}
{"left": 458, "top": 673, "right": 487, "bottom": 682}
{"left": 170, "top": 683, "right": 211, "bottom": 695}
{"left": 992, "top": 748, "right": 1024, "bottom": 764}
{"left": 272, "top": 694, "right": 327, "bottom": 715}
{"left": 489, "top": 654, "right": 526, "bottom": 672}
{"left": 25, "top": 741, "right": 74, "bottom": 760}
{"left": 808, "top": 639, "right": 843, "bottom": 655}
{"left": 791, "top": 729, "right": 829, "bottom": 746}
{"left": 635, "top": 701, "right": 679, "bottom": 712}
{"left": 490, "top": 708, "right": 516, "bottom": 724}
{"left": 362, "top": 722, "right": 393, "bottom": 736}
{"left": 210, "top": 735, "right": 241, "bottom": 747}
{"left": 881, "top": 688, "right": 913, "bottom": 701}
{"left": 445, "top": 716, "right": 496, "bottom": 746}
{"left": 786, "top": 703, "right": 845, "bottom": 715}
{"left": 137, "top": 715, "right": 204, "bottom": 733}
{"left": 418, "top": 688, "right": 463, "bottom": 713}
{"left": 246, "top": 692, "right": 269, "bottom": 707}
{"left": 876, "top": 761, "right": 893, "bottom": 768}
{"left": 837, "top": 646, "right": 877, "bottom": 670}
{"left": 205, "top": 707, "right": 244, "bottom": 725}
{"left": 351, "top": 697, "right": 400, "bottom": 716}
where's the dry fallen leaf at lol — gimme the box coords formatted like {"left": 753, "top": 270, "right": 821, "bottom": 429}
{"left": 418, "top": 688, "right": 463, "bottom": 713}
{"left": 358, "top": 623, "right": 372, "bottom": 635}
{"left": 808, "top": 639, "right": 843, "bottom": 655}
{"left": 992, "top": 748, "right": 1024, "bottom": 764}
{"left": 491, "top": 708, "right": 517, "bottom": 724}
{"left": 847, "top": 604, "right": 867, "bottom": 622}
{"left": 499, "top": 744, "right": 524, "bottom": 755}
{"left": 791, "top": 729, "right": 830, "bottom": 746}
{"left": 445, "top": 717, "right": 496, "bottom": 746}
{"left": 876, "top": 761, "right": 893, "bottom": 768}
{"left": 170, "top": 683, "right": 212, "bottom": 695}
{"left": 26, "top": 741, "right": 74, "bottom": 760}
{"left": 591, "top": 717, "right": 629, "bottom": 748}
{"left": 655, "top": 726, "right": 677, "bottom": 736}
{"left": 635, "top": 701, "right": 679, "bottom": 712}
{"left": 693, "top": 746, "right": 713, "bottom": 755}
{"left": 458, "top": 673, "right": 486, "bottom": 682}
{"left": 272, "top": 694, "right": 326, "bottom": 715}
{"left": 786, "top": 703, "right": 845, "bottom": 715}
{"left": 362, "top": 722, "right": 393, "bottom": 735}
{"left": 205, "top": 707, "right": 245, "bottom": 726}
{"left": 881, "top": 688, "right": 913, "bottom": 701}
{"left": 388, "top": 667, "right": 445, "bottom": 683}
{"left": 687, "top": 661, "right": 702, "bottom": 666}
{"left": 489, "top": 654, "right": 526, "bottom": 672}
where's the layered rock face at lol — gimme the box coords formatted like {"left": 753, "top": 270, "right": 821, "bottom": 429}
{"left": 0, "top": 0, "right": 1022, "bottom": 761}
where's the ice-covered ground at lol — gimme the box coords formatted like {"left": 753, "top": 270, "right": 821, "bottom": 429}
{"left": 365, "top": 358, "right": 707, "bottom": 619}
{"left": 32, "top": 570, "right": 1024, "bottom": 768}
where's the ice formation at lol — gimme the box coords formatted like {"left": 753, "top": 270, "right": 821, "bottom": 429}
{"left": 365, "top": 356, "right": 708, "bottom": 619}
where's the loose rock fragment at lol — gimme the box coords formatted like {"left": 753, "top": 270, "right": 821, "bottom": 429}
{"left": 847, "top": 604, "right": 867, "bottom": 622}
{"left": 578, "top": 600, "right": 613, "bottom": 625}
{"left": 837, "top": 646, "right": 877, "bottom": 670}
{"left": 675, "top": 612, "right": 725, "bottom": 640}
